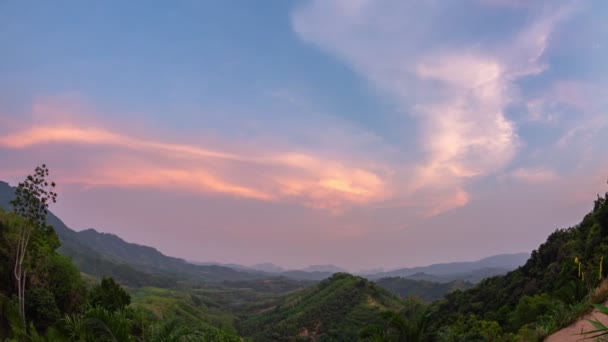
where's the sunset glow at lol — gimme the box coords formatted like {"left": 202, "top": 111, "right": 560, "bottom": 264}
{"left": 1, "top": 0, "right": 606, "bottom": 269}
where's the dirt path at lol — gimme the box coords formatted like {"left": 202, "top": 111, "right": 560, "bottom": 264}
{"left": 545, "top": 303, "right": 608, "bottom": 341}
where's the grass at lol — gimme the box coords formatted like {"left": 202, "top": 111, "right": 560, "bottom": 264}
{"left": 523, "top": 280, "right": 608, "bottom": 340}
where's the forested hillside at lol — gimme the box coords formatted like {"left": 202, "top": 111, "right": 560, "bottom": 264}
{"left": 240, "top": 273, "right": 407, "bottom": 341}
{"left": 0, "top": 181, "right": 272, "bottom": 286}
{"left": 425, "top": 191, "right": 608, "bottom": 339}
{"left": 0, "top": 168, "right": 244, "bottom": 340}
{"left": 375, "top": 277, "right": 472, "bottom": 302}
{"left": 366, "top": 253, "right": 529, "bottom": 280}
{"left": 3, "top": 166, "right": 608, "bottom": 341}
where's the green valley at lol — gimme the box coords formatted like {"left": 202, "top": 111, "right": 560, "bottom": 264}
{"left": 2, "top": 168, "right": 608, "bottom": 341}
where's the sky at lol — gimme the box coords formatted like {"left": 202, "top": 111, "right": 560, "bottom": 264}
{"left": 1, "top": 0, "right": 607, "bottom": 271}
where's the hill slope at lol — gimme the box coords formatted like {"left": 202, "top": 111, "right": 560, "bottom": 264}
{"left": 429, "top": 191, "right": 608, "bottom": 335}
{"left": 240, "top": 273, "right": 406, "bottom": 341}
{"left": 0, "top": 181, "right": 269, "bottom": 285}
{"left": 375, "top": 277, "right": 472, "bottom": 303}
{"left": 72, "top": 227, "right": 267, "bottom": 282}
{"left": 399, "top": 267, "right": 514, "bottom": 284}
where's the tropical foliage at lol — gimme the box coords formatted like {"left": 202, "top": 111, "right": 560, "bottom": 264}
{"left": 425, "top": 191, "right": 608, "bottom": 340}
{"left": 374, "top": 278, "right": 472, "bottom": 303}
{"left": 0, "top": 166, "right": 243, "bottom": 341}
{"left": 240, "top": 273, "right": 408, "bottom": 341}
{"left": 3, "top": 165, "right": 608, "bottom": 341}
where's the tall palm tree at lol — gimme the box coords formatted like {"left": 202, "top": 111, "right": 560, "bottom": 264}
{"left": 52, "top": 307, "right": 132, "bottom": 342}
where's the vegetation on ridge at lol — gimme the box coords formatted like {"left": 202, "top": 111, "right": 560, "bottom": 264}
{"left": 425, "top": 189, "right": 608, "bottom": 340}
{"left": 2, "top": 164, "right": 608, "bottom": 341}
{"left": 0, "top": 165, "right": 243, "bottom": 341}
{"left": 240, "top": 273, "right": 408, "bottom": 341}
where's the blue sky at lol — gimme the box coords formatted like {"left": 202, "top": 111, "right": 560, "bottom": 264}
{"left": 0, "top": 0, "right": 607, "bottom": 270}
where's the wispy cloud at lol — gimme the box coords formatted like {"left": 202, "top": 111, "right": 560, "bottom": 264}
{"left": 1, "top": 0, "right": 607, "bottom": 268}
{"left": 0, "top": 125, "right": 248, "bottom": 161}
{"left": 292, "top": 0, "right": 575, "bottom": 215}
{"left": 0, "top": 107, "right": 389, "bottom": 210}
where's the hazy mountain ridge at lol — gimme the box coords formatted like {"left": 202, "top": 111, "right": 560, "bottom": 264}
{"left": 424, "top": 191, "right": 608, "bottom": 336}
{"left": 0, "top": 180, "right": 527, "bottom": 286}
{"left": 4, "top": 179, "right": 607, "bottom": 339}
{"left": 248, "top": 262, "right": 285, "bottom": 273}
{"left": 194, "top": 261, "right": 346, "bottom": 279}
{"left": 300, "top": 264, "right": 347, "bottom": 273}
{"left": 0, "top": 181, "right": 272, "bottom": 285}
{"left": 365, "top": 253, "right": 530, "bottom": 280}
{"left": 374, "top": 277, "right": 473, "bottom": 302}
{"left": 401, "top": 267, "right": 515, "bottom": 284}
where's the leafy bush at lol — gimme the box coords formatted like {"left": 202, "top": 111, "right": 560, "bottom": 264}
{"left": 25, "top": 288, "right": 61, "bottom": 332}
{"left": 89, "top": 277, "right": 132, "bottom": 312}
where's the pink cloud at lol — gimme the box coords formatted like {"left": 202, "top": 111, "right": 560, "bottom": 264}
{"left": 0, "top": 119, "right": 389, "bottom": 210}
{"left": 292, "top": 0, "right": 574, "bottom": 216}
{"left": 68, "top": 166, "right": 274, "bottom": 200}
{"left": 0, "top": 125, "right": 242, "bottom": 161}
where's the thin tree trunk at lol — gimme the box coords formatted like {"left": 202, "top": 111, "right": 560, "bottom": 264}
{"left": 14, "top": 228, "right": 24, "bottom": 329}
{"left": 13, "top": 222, "right": 31, "bottom": 330}
{"left": 22, "top": 270, "right": 27, "bottom": 330}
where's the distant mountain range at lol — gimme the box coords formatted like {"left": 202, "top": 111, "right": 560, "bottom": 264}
{"left": 390, "top": 267, "right": 511, "bottom": 283}
{"left": 249, "top": 262, "right": 285, "bottom": 273}
{"left": 364, "top": 253, "right": 530, "bottom": 281}
{"left": 301, "top": 264, "right": 348, "bottom": 273}
{"left": 374, "top": 277, "right": 473, "bottom": 302}
{"left": 202, "top": 255, "right": 529, "bottom": 283}
{"left": 0, "top": 180, "right": 529, "bottom": 286}
{"left": 0, "top": 181, "right": 270, "bottom": 286}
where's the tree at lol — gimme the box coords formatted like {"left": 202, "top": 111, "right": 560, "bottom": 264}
{"left": 24, "top": 288, "right": 61, "bottom": 332}
{"left": 45, "top": 254, "right": 87, "bottom": 314}
{"left": 53, "top": 307, "right": 133, "bottom": 342}
{"left": 146, "top": 317, "right": 203, "bottom": 342}
{"left": 360, "top": 307, "right": 429, "bottom": 342}
{"left": 10, "top": 164, "right": 57, "bottom": 328}
{"left": 89, "top": 277, "right": 131, "bottom": 312}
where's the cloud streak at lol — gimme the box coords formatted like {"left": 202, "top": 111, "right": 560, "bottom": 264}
{"left": 0, "top": 121, "right": 388, "bottom": 210}
{"left": 1, "top": 0, "right": 607, "bottom": 268}
{"left": 292, "top": 0, "right": 575, "bottom": 215}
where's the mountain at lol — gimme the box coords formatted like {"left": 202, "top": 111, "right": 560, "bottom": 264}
{"left": 0, "top": 181, "right": 270, "bottom": 286}
{"left": 374, "top": 277, "right": 472, "bottom": 302}
{"left": 73, "top": 228, "right": 268, "bottom": 282}
{"left": 427, "top": 191, "right": 608, "bottom": 334}
{"left": 239, "top": 273, "right": 407, "bottom": 341}
{"left": 366, "top": 253, "right": 529, "bottom": 280}
{"left": 402, "top": 272, "right": 450, "bottom": 283}
{"left": 401, "top": 267, "right": 514, "bottom": 284}
{"left": 1, "top": 180, "right": 523, "bottom": 286}
{"left": 1, "top": 180, "right": 356, "bottom": 285}
{"left": 249, "top": 262, "right": 285, "bottom": 273}
{"left": 301, "top": 264, "right": 347, "bottom": 273}
{"left": 278, "top": 270, "right": 334, "bottom": 281}
{"left": 187, "top": 260, "right": 254, "bottom": 271}
{"left": 439, "top": 267, "right": 515, "bottom": 283}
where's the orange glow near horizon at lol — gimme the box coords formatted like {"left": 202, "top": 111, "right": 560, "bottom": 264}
{"left": 0, "top": 124, "right": 390, "bottom": 210}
